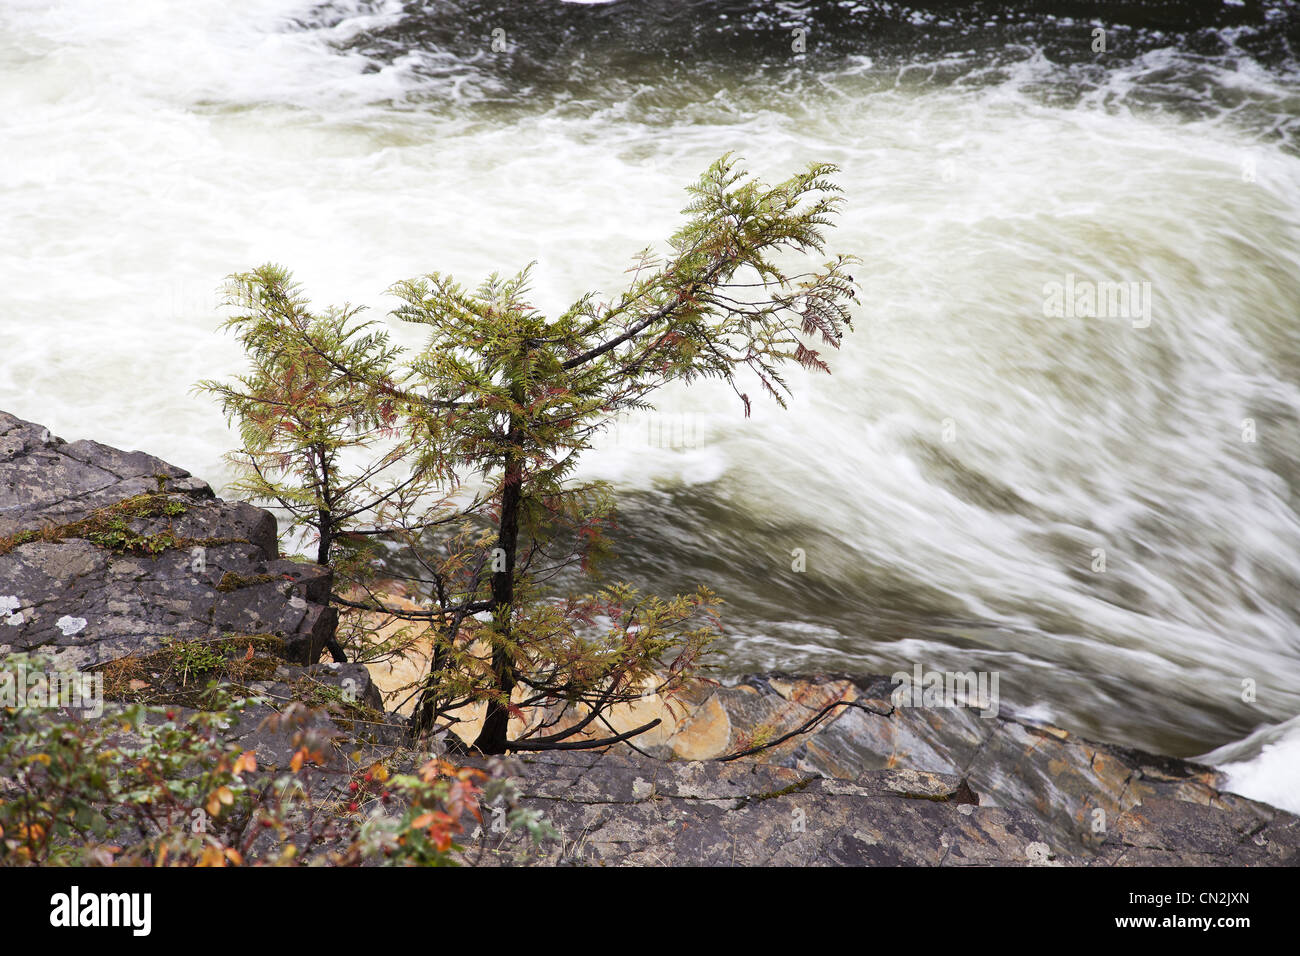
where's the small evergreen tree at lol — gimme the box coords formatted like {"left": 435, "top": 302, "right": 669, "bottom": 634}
{"left": 202, "top": 155, "right": 858, "bottom": 754}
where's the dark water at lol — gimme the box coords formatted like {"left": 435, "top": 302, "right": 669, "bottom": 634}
{"left": 312, "top": 0, "right": 1299, "bottom": 135}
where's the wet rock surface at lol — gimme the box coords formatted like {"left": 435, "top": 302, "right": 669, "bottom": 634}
{"left": 2, "top": 410, "right": 1294, "bottom": 866}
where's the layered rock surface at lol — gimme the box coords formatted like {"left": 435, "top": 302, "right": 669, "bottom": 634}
{"left": 2, "top": 410, "right": 1294, "bottom": 866}
{"left": 459, "top": 751, "right": 1297, "bottom": 866}
{"left": 592, "top": 674, "right": 1293, "bottom": 862}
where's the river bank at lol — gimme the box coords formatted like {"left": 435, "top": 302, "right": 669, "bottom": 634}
{"left": 2, "top": 409, "right": 1294, "bottom": 865}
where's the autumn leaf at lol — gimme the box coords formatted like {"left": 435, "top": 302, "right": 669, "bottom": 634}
{"left": 206, "top": 785, "right": 234, "bottom": 817}
{"left": 233, "top": 751, "right": 258, "bottom": 775}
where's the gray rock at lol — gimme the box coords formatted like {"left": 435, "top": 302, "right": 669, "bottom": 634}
{"left": 0, "top": 411, "right": 336, "bottom": 671}
{"left": 453, "top": 751, "right": 1297, "bottom": 866}
{"left": 691, "top": 674, "right": 1293, "bottom": 861}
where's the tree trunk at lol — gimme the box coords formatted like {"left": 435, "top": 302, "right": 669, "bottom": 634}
{"left": 316, "top": 508, "right": 332, "bottom": 565}
{"left": 315, "top": 443, "right": 334, "bottom": 565}
{"left": 473, "top": 385, "right": 525, "bottom": 754}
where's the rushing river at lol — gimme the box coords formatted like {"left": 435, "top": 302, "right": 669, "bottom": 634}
{"left": 3, "top": 0, "right": 1298, "bottom": 809}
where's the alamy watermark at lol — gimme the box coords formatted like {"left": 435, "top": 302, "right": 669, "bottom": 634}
{"left": 0, "top": 661, "right": 104, "bottom": 718}
{"left": 604, "top": 411, "right": 700, "bottom": 450}
{"left": 891, "top": 663, "right": 1000, "bottom": 718}
{"left": 50, "top": 886, "right": 150, "bottom": 936}
{"left": 1042, "top": 274, "right": 1152, "bottom": 329}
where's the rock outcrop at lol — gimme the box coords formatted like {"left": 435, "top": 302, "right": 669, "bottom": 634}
{"left": 2, "top": 410, "right": 1295, "bottom": 866}
{"left": 590, "top": 674, "right": 1295, "bottom": 863}
{"left": 457, "top": 750, "right": 1297, "bottom": 866}
{"left": 0, "top": 410, "right": 338, "bottom": 674}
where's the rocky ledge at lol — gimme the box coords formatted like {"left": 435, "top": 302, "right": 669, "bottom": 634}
{"left": 1, "top": 410, "right": 1295, "bottom": 866}
{"left": 0, "top": 410, "right": 339, "bottom": 674}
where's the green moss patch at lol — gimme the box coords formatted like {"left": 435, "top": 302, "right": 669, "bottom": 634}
{"left": 94, "top": 633, "right": 289, "bottom": 708}
{"left": 216, "top": 571, "right": 283, "bottom": 592}
{"left": 0, "top": 492, "right": 246, "bottom": 558}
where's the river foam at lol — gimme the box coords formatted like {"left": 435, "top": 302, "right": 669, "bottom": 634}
{"left": 2, "top": 0, "right": 1297, "bottom": 810}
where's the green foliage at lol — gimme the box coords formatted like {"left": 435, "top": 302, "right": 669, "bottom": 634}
{"left": 158, "top": 637, "right": 227, "bottom": 686}
{"left": 0, "top": 654, "right": 536, "bottom": 866}
{"left": 0, "top": 659, "right": 277, "bottom": 866}
{"left": 201, "top": 155, "right": 859, "bottom": 753}
{"left": 198, "top": 266, "right": 431, "bottom": 566}
{"left": 83, "top": 516, "right": 176, "bottom": 554}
